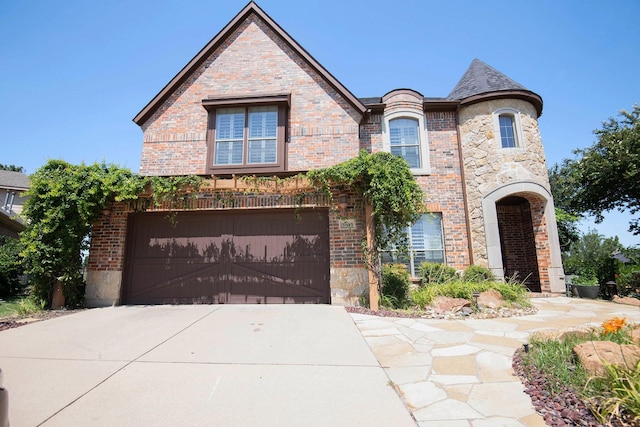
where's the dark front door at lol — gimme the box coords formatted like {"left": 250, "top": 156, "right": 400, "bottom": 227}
{"left": 122, "top": 209, "right": 330, "bottom": 304}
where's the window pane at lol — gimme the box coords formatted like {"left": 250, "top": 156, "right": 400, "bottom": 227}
{"left": 410, "top": 213, "right": 445, "bottom": 272}
{"left": 249, "top": 106, "right": 278, "bottom": 138}
{"left": 381, "top": 213, "right": 445, "bottom": 276}
{"left": 389, "top": 118, "right": 421, "bottom": 167}
{"left": 248, "top": 139, "right": 277, "bottom": 164}
{"left": 499, "top": 115, "right": 517, "bottom": 148}
{"left": 247, "top": 106, "right": 278, "bottom": 164}
{"left": 216, "top": 108, "right": 245, "bottom": 140}
{"left": 215, "top": 141, "right": 243, "bottom": 165}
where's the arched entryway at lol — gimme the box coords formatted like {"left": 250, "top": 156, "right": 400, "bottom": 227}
{"left": 481, "top": 181, "right": 566, "bottom": 293}
{"left": 496, "top": 196, "right": 541, "bottom": 291}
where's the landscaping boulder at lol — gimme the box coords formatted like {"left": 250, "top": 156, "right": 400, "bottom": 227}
{"left": 612, "top": 295, "right": 640, "bottom": 307}
{"left": 573, "top": 341, "right": 640, "bottom": 376}
{"left": 632, "top": 328, "right": 640, "bottom": 344}
{"left": 432, "top": 296, "right": 471, "bottom": 314}
{"left": 477, "top": 289, "right": 505, "bottom": 309}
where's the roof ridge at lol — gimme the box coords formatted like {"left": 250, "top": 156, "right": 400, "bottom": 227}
{"left": 133, "top": 1, "right": 365, "bottom": 125}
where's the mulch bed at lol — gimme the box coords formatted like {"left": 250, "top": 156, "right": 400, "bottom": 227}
{"left": 0, "top": 309, "right": 84, "bottom": 332}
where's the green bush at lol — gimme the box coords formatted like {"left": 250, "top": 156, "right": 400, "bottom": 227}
{"left": 410, "top": 279, "right": 530, "bottom": 309}
{"left": 0, "top": 236, "right": 26, "bottom": 297}
{"left": 462, "top": 265, "right": 495, "bottom": 282}
{"left": 380, "top": 263, "right": 410, "bottom": 308}
{"left": 417, "top": 262, "right": 457, "bottom": 285}
{"left": 572, "top": 274, "right": 599, "bottom": 286}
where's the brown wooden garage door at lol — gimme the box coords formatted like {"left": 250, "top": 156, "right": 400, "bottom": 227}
{"left": 122, "top": 209, "right": 330, "bottom": 304}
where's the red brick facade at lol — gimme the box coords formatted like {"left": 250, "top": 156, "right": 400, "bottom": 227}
{"left": 85, "top": 2, "right": 564, "bottom": 306}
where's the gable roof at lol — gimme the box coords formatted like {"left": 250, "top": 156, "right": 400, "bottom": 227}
{"left": 448, "top": 59, "right": 543, "bottom": 116}
{"left": 133, "top": 1, "right": 366, "bottom": 125}
{"left": 0, "top": 170, "right": 30, "bottom": 191}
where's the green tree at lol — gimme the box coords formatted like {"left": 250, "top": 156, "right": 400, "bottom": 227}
{"left": 0, "top": 164, "right": 25, "bottom": 172}
{"left": 0, "top": 235, "right": 25, "bottom": 297}
{"left": 20, "top": 161, "right": 145, "bottom": 306}
{"left": 563, "top": 230, "right": 622, "bottom": 285}
{"left": 558, "top": 105, "right": 640, "bottom": 234}
{"left": 548, "top": 163, "right": 582, "bottom": 250}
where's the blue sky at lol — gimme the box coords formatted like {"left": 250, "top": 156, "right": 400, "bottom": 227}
{"left": 1, "top": 0, "right": 638, "bottom": 246}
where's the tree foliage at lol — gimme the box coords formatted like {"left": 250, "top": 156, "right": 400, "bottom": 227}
{"left": 305, "top": 150, "right": 425, "bottom": 257}
{"left": 20, "top": 161, "right": 145, "bottom": 306}
{"left": 555, "top": 105, "right": 640, "bottom": 234}
{"left": 563, "top": 230, "right": 622, "bottom": 285}
{"left": 0, "top": 164, "right": 25, "bottom": 172}
{"left": 0, "top": 235, "right": 25, "bottom": 297}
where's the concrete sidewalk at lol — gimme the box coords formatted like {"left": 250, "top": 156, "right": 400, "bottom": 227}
{"left": 350, "top": 297, "right": 640, "bottom": 426}
{"left": 0, "top": 305, "right": 415, "bottom": 426}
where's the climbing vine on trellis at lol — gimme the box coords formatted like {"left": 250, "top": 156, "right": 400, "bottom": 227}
{"left": 305, "top": 150, "right": 426, "bottom": 259}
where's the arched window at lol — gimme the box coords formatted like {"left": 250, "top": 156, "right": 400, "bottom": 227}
{"left": 498, "top": 114, "right": 518, "bottom": 148}
{"left": 493, "top": 108, "right": 524, "bottom": 150}
{"left": 389, "top": 118, "right": 421, "bottom": 168}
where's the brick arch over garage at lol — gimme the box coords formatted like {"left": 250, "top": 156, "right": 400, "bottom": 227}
{"left": 482, "top": 181, "right": 566, "bottom": 293}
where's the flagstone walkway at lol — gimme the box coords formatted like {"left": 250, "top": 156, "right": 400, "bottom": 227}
{"left": 349, "top": 297, "right": 640, "bottom": 426}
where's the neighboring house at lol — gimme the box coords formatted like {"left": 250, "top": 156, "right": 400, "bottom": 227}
{"left": 0, "top": 170, "right": 29, "bottom": 238}
{"left": 85, "top": 1, "right": 565, "bottom": 307}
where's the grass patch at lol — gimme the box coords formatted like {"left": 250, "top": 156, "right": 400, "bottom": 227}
{"left": 520, "top": 322, "right": 640, "bottom": 424}
{"left": 0, "top": 296, "right": 46, "bottom": 318}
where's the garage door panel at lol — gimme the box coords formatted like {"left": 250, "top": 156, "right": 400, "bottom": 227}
{"left": 122, "top": 209, "right": 330, "bottom": 304}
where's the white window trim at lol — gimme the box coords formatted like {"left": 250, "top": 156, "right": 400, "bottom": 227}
{"left": 492, "top": 108, "right": 525, "bottom": 151}
{"left": 382, "top": 110, "right": 431, "bottom": 175}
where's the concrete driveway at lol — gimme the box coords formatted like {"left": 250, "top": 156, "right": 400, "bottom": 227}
{"left": 0, "top": 305, "right": 415, "bottom": 427}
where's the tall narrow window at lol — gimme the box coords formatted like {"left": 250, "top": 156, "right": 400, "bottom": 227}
{"left": 498, "top": 114, "right": 518, "bottom": 148}
{"left": 381, "top": 213, "right": 445, "bottom": 276}
{"left": 247, "top": 106, "right": 278, "bottom": 164}
{"left": 215, "top": 108, "right": 245, "bottom": 165}
{"left": 389, "top": 118, "right": 421, "bottom": 168}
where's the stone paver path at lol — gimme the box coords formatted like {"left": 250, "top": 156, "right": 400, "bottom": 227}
{"left": 349, "top": 297, "right": 640, "bottom": 426}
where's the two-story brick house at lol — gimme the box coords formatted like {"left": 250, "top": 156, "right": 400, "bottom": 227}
{"left": 85, "top": 1, "right": 565, "bottom": 307}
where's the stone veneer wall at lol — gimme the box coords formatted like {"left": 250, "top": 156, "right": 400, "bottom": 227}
{"left": 458, "top": 99, "right": 564, "bottom": 292}
{"left": 458, "top": 99, "right": 550, "bottom": 266}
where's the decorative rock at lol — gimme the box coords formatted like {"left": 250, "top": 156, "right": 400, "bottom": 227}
{"left": 432, "top": 296, "right": 471, "bottom": 314}
{"left": 477, "top": 289, "right": 505, "bottom": 309}
{"left": 573, "top": 341, "right": 640, "bottom": 376}
{"left": 632, "top": 328, "right": 640, "bottom": 344}
{"left": 612, "top": 295, "right": 640, "bottom": 307}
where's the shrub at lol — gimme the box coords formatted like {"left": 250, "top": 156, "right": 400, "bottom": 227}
{"left": 462, "top": 265, "right": 494, "bottom": 282}
{"left": 0, "top": 236, "right": 26, "bottom": 297}
{"left": 417, "top": 262, "right": 457, "bottom": 285}
{"left": 380, "top": 263, "right": 410, "bottom": 308}
{"left": 410, "top": 278, "right": 530, "bottom": 309}
{"left": 572, "top": 274, "right": 599, "bottom": 286}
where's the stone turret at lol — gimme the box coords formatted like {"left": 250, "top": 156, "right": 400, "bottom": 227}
{"left": 449, "top": 59, "right": 564, "bottom": 293}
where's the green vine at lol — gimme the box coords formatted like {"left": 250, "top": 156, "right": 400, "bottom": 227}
{"left": 20, "top": 161, "right": 145, "bottom": 306}
{"left": 305, "top": 150, "right": 426, "bottom": 258}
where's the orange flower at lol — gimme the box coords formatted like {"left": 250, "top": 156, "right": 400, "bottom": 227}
{"left": 602, "top": 317, "right": 626, "bottom": 335}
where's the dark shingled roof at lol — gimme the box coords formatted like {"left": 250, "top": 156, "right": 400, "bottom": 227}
{"left": 448, "top": 59, "right": 528, "bottom": 100}
{"left": 358, "top": 97, "right": 383, "bottom": 105}
{"left": 0, "top": 170, "right": 30, "bottom": 190}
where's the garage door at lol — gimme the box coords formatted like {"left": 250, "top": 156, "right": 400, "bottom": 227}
{"left": 122, "top": 209, "right": 330, "bottom": 304}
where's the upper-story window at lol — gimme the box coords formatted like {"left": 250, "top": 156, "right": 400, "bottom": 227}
{"left": 493, "top": 108, "right": 524, "bottom": 150}
{"left": 203, "top": 93, "right": 289, "bottom": 174}
{"left": 383, "top": 111, "right": 430, "bottom": 174}
{"left": 215, "top": 106, "right": 278, "bottom": 165}
{"left": 389, "top": 118, "right": 420, "bottom": 168}
{"left": 498, "top": 114, "right": 517, "bottom": 148}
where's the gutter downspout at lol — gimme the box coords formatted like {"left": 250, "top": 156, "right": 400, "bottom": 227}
{"left": 455, "top": 109, "right": 475, "bottom": 265}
